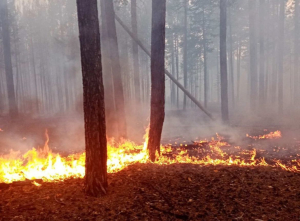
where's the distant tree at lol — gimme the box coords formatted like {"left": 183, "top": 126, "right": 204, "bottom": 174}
{"left": 183, "top": 0, "right": 188, "bottom": 110}
{"left": 0, "top": 0, "right": 18, "bottom": 118}
{"left": 76, "top": 0, "right": 107, "bottom": 197}
{"left": 220, "top": 0, "right": 229, "bottom": 123}
{"left": 294, "top": 0, "right": 300, "bottom": 104}
{"left": 249, "top": 0, "right": 258, "bottom": 109}
{"left": 147, "top": 0, "right": 166, "bottom": 162}
{"left": 278, "top": 0, "right": 285, "bottom": 113}
{"left": 102, "top": 0, "right": 127, "bottom": 139}
{"left": 131, "top": 0, "right": 141, "bottom": 103}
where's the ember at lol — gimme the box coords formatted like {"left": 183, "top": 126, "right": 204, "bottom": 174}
{"left": 1, "top": 130, "right": 299, "bottom": 184}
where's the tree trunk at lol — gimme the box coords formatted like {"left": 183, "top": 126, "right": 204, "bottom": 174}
{"left": 183, "top": 0, "right": 188, "bottom": 110}
{"left": 147, "top": 0, "right": 166, "bottom": 162}
{"left": 228, "top": 6, "right": 234, "bottom": 108}
{"left": 220, "top": 0, "right": 229, "bottom": 123}
{"left": 100, "top": 0, "right": 117, "bottom": 138}
{"left": 102, "top": 0, "right": 127, "bottom": 139}
{"left": 203, "top": 10, "right": 208, "bottom": 108}
{"left": 0, "top": 0, "right": 18, "bottom": 118}
{"left": 294, "top": 0, "right": 299, "bottom": 104}
{"left": 249, "top": 0, "right": 258, "bottom": 109}
{"left": 76, "top": 0, "right": 108, "bottom": 197}
{"left": 131, "top": 0, "right": 141, "bottom": 103}
{"left": 278, "top": 0, "right": 284, "bottom": 113}
{"left": 259, "top": 0, "right": 266, "bottom": 108}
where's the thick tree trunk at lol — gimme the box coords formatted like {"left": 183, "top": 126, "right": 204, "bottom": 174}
{"left": 278, "top": 0, "right": 284, "bottom": 113}
{"left": 249, "top": 0, "right": 258, "bottom": 109}
{"left": 76, "top": 0, "right": 108, "bottom": 197}
{"left": 220, "top": 0, "right": 229, "bottom": 123}
{"left": 102, "top": 0, "right": 127, "bottom": 139}
{"left": 0, "top": 0, "right": 18, "bottom": 118}
{"left": 131, "top": 0, "right": 141, "bottom": 103}
{"left": 147, "top": 0, "right": 166, "bottom": 162}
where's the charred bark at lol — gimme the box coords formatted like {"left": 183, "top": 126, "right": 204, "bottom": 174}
{"left": 76, "top": 0, "right": 107, "bottom": 197}
{"left": 147, "top": 0, "right": 166, "bottom": 162}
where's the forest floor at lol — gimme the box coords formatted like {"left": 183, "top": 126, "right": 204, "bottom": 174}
{"left": 1, "top": 115, "right": 300, "bottom": 220}
{"left": 1, "top": 163, "right": 300, "bottom": 221}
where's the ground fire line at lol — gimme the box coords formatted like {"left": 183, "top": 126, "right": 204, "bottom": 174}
{"left": 0, "top": 130, "right": 299, "bottom": 186}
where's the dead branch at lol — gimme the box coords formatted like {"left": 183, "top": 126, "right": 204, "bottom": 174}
{"left": 115, "top": 14, "right": 214, "bottom": 121}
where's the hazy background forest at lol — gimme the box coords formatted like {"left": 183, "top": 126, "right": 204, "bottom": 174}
{"left": 0, "top": 0, "right": 299, "bottom": 144}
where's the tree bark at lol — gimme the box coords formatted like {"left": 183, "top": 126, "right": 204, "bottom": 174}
{"left": 0, "top": 0, "right": 18, "bottom": 118}
{"left": 220, "top": 0, "right": 229, "bottom": 123}
{"left": 76, "top": 0, "right": 107, "bottom": 197}
{"left": 147, "top": 0, "right": 166, "bottom": 162}
{"left": 102, "top": 0, "right": 127, "bottom": 139}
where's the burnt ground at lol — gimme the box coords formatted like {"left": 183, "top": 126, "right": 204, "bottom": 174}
{"left": 1, "top": 163, "right": 300, "bottom": 221}
{"left": 1, "top": 114, "right": 300, "bottom": 220}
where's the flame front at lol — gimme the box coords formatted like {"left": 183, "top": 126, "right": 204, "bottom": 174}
{"left": 0, "top": 130, "right": 299, "bottom": 184}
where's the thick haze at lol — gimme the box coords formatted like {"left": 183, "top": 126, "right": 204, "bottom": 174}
{"left": 0, "top": 0, "right": 299, "bottom": 147}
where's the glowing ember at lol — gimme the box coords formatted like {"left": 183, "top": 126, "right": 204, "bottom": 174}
{"left": 0, "top": 130, "right": 299, "bottom": 184}
{"left": 246, "top": 130, "right": 282, "bottom": 140}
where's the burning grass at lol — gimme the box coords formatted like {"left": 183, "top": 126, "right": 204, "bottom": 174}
{"left": 0, "top": 129, "right": 299, "bottom": 185}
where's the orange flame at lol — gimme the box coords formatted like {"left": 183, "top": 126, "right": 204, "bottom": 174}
{"left": 0, "top": 130, "right": 299, "bottom": 184}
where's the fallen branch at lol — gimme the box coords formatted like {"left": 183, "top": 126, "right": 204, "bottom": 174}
{"left": 115, "top": 14, "right": 214, "bottom": 121}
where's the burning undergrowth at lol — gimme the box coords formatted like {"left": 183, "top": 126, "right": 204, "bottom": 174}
{"left": 0, "top": 129, "right": 300, "bottom": 185}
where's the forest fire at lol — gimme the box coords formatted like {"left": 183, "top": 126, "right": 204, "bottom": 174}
{"left": 246, "top": 130, "right": 282, "bottom": 140}
{"left": 0, "top": 130, "right": 299, "bottom": 185}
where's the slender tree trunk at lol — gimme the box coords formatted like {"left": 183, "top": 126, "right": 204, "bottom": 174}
{"left": 175, "top": 34, "right": 180, "bottom": 108}
{"left": 100, "top": 0, "right": 117, "bottom": 138}
{"left": 102, "top": 0, "right": 127, "bottom": 139}
{"left": 249, "top": 0, "right": 258, "bottom": 109}
{"left": 0, "top": 0, "right": 18, "bottom": 118}
{"left": 147, "top": 0, "right": 166, "bottom": 162}
{"left": 76, "top": 0, "right": 107, "bottom": 197}
{"left": 183, "top": 0, "right": 188, "bottom": 110}
{"left": 236, "top": 38, "right": 241, "bottom": 102}
{"left": 278, "top": 0, "right": 284, "bottom": 113}
{"left": 131, "top": 0, "right": 141, "bottom": 103}
{"left": 228, "top": 6, "right": 234, "bottom": 108}
{"left": 259, "top": 0, "right": 266, "bottom": 108}
{"left": 294, "top": 0, "right": 299, "bottom": 104}
{"left": 220, "top": 0, "right": 229, "bottom": 123}
{"left": 203, "top": 10, "right": 208, "bottom": 108}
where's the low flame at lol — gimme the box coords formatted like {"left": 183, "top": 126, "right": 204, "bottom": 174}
{"left": 0, "top": 130, "right": 299, "bottom": 184}
{"left": 246, "top": 130, "right": 282, "bottom": 140}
